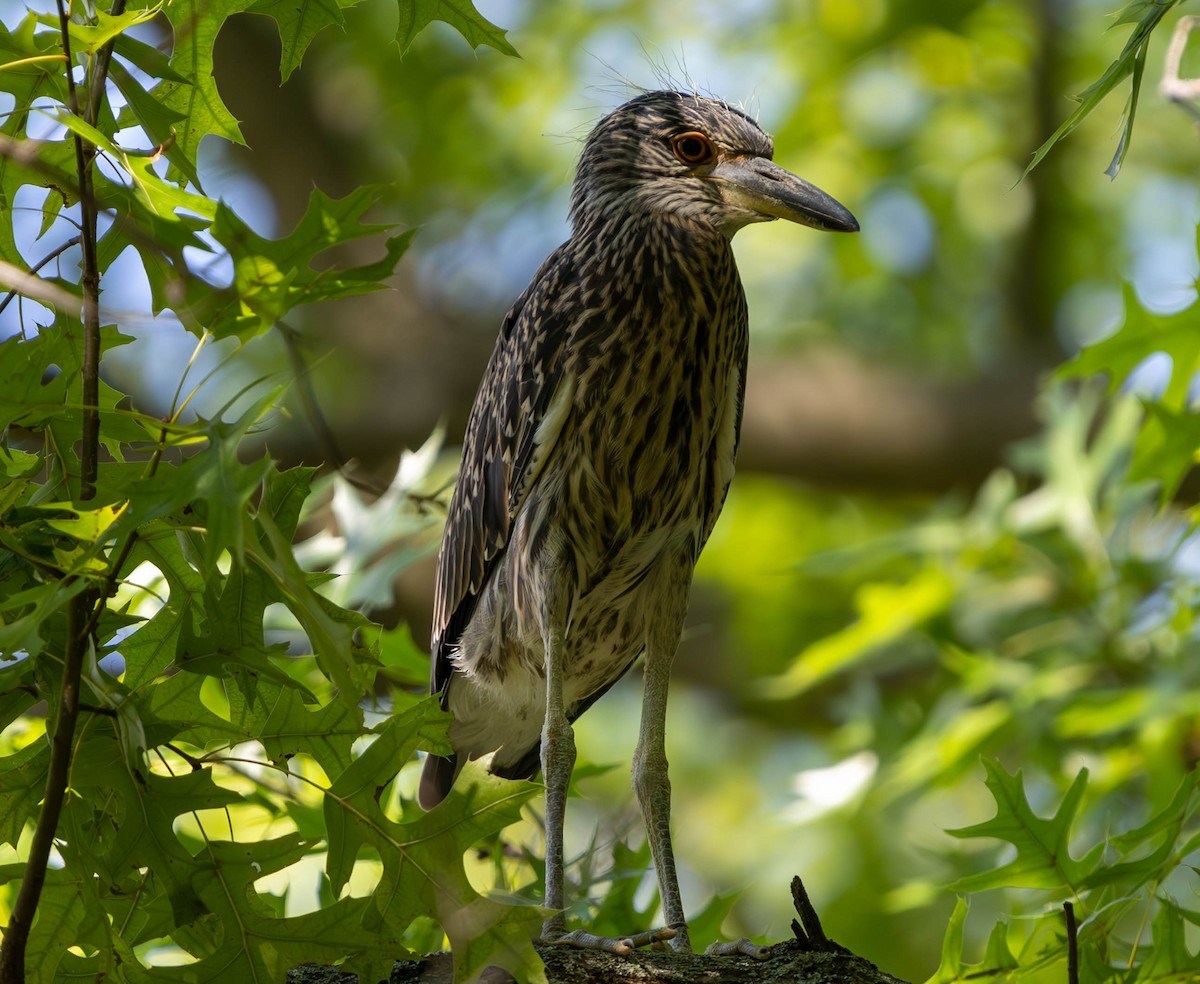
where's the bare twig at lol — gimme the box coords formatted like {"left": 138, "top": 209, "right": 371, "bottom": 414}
{"left": 87, "top": 0, "right": 128, "bottom": 127}
{"left": 1063, "top": 901, "right": 1079, "bottom": 984}
{"left": 790, "top": 874, "right": 830, "bottom": 947}
{"left": 0, "top": 257, "right": 84, "bottom": 314}
{"left": 278, "top": 319, "right": 351, "bottom": 471}
{"left": 0, "top": 237, "right": 82, "bottom": 317}
{"left": 0, "top": 599, "right": 92, "bottom": 984}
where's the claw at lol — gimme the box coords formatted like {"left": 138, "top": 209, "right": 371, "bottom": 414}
{"left": 705, "top": 937, "right": 773, "bottom": 960}
{"left": 625, "top": 926, "right": 678, "bottom": 949}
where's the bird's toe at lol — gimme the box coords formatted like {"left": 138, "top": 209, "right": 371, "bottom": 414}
{"left": 705, "top": 937, "right": 773, "bottom": 959}
{"left": 538, "top": 925, "right": 677, "bottom": 955}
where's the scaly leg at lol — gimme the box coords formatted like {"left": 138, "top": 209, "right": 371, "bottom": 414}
{"left": 538, "top": 611, "right": 677, "bottom": 955}
{"left": 632, "top": 575, "right": 691, "bottom": 953}
{"left": 539, "top": 618, "right": 575, "bottom": 940}
{"left": 631, "top": 571, "right": 768, "bottom": 961}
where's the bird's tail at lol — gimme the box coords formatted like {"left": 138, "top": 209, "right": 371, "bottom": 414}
{"left": 418, "top": 751, "right": 461, "bottom": 811}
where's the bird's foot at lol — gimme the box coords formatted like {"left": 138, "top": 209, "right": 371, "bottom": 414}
{"left": 705, "top": 938, "right": 773, "bottom": 960}
{"left": 538, "top": 925, "right": 677, "bottom": 956}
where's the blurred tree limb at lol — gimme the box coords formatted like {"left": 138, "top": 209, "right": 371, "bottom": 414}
{"left": 1161, "top": 15, "right": 1200, "bottom": 114}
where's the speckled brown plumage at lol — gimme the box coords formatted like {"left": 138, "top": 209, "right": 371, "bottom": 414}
{"left": 419, "top": 90, "right": 857, "bottom": 951}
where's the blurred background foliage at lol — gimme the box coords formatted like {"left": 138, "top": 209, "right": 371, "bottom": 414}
{"left": 184, "top": 1, "right": 1200, "bottom": 979}
{"left": 4, "top": 0, "right": 1200, "bottom": 980}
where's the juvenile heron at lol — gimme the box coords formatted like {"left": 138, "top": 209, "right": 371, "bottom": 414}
{"left": 419, "top": 90, "right": 857, "bottom": 952}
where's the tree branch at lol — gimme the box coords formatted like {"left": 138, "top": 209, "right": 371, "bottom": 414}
{"left": 0, "top": 2, "right": 112, "bottom": 977}
{"left": 288, "top": 876, "right": 912, "bottom": 984}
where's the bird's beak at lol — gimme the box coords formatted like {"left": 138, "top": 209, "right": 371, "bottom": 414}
{"left": 712, "top": 156, "right": 859, "bottom": 233}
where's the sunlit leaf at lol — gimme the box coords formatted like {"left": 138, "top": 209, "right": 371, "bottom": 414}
{"left": 396, "top": 0, "right": 518, "bottom": 57}
{"left": 947, "top": 761, "right": 1101, "bottom": 893}
{"left": 249, "top": 0, "right": 349, "bottom": 82}
{"left": 129, "top": 0, "right": 256, "bottom": 185}
{"left": 193, "top": 188, "right": 411, "bottom": 339}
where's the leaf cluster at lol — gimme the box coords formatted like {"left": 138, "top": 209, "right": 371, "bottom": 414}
{"left": 932, "top": 761, "right": 1200, "bottom": 983}
{"left": 0, "top": 2, "right": 540, "bottom": 982}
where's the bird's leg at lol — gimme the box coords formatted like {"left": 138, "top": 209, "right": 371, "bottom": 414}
{"left": 632, "top": 588, "right": 770, "bottom": 961}
{"left": 539, "top": 617, "right": 575, "bottom": 940}
{"left": 632, "top": 585, "right": 691, "bottom": 953}
{"left": 537, "top": 615, "right": 674, "bottom": 955}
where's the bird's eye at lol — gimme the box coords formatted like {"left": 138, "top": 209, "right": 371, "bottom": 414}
{"left": 671, "top": 131, "right": 716, "bottom": 166}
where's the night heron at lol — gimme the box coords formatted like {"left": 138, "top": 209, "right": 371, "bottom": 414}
{"left": 419, "top": 90, "right": 858, "bottom": 952}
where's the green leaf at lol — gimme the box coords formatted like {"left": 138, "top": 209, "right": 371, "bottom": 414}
{"left": 0, "top": 577, "right": 89, "bottom": 659}
{"left": 261, "top": 465, "right": 319, "bottom": 541}
{"left": 379, "top": 621, "right": 437, "bottom": 688}
{"left": 208, "top": 190, "right": 410, "bottom": 340}
{"left": 182, "top": 835, "right": 406, "bottom": 983}
{"left": 925, "top": 896, "right": 969, "bottom": 984}
{"left": 1080, "top": 769, "right": 1200, "bottom": 892}
{"left": 195, "top": 188, "right": 411, "bottom": 340}
{"left": 110, "top": 31, "right": 188, "bottom": 83}
{"left": 370, "top": 769, "right": 545, "bottom": 984}
{"left": 318, "top": 699, "right": 547, "bottom": 980}
{"left": 947, "top": 761, "right": 1102, "bottom": 893}
{"left": 249, "top": 0, "right": 350, "bottom": 82}
{"left": 923, "top": 902, "right": 1018, "bottom": 984}
{"left": 18, "top": 865, "right": 100, "bottom": 984}
{"left": 0, "top": 659, "right": 37, "bottom": 735}
{"left": 52, "top": 106, "right": 216, "bottom": 222}
{"left": 248, "top": 504, "right": 377, "bottom": 703}
{"left": 1134, "top": 899, "right": 1200, "bottom": 980}
{"left": 323, "top": 699, "right": 452, "bottom": 894}
{"left": 128, "top": 0, "right": 257, "bottom": 185}
{"left": 396, "top": 0, "right": 518, "bottom": 57}
{"left": 257, "top": 683, "right": 363, "bottom": 775}
{"left": 109, "top": 61, "right": 187, "bottom": 149}
{"left": 138, "top": 669, "right": 246, "bottom": 746}
{"left": 41, "top": 8, "right": 161, "bottom": 54}
{"left": 0, "top": 740, "right": 48, "bottom": 847}
{"left": 1128, "top": 403, "right": 1200, "bottom": 503}
{"left": 67, "top": 740, "right": 242, "bottom": 924}
{"left": 1025, "top": 0, "right": 1179, "bottom": 175}
{"left": 179, "top": 400, "right": 280, "bottom": 572}
{"left": 1058, "top": 288, "right": 1200, "bottom": 410}
{"left": 0, "top": 15, "right": 69, "bottom": 261}
{"left": 115, "top": 604, "right": 185, "bottom": 689}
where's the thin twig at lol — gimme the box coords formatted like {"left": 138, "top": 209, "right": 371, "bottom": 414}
{"left": 87, "top": 0, "right": 128, "bottom": 127}
{"left": 1063, "top": 901, "right": 1079, "bottom": 984}
{"left": 0, "top": 2, "right": 112, "bottom": 977}
{"left": 0, "top": 257, "right": 84, "bottom": 314}
{"left": 0, "top": 236, "right": 82, "bottom": 317}
{"left": 278, "top": 319, "right": 350, "bottom": 472}
{"left": 789, "top": 874, "right": 829, "bottom": 947}
{"left": 0, "top": 595, "right": 91, "bottom": 984}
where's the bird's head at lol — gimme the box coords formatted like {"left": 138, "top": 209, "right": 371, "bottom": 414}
{"left": 570, "top": 90, "right": 858, "bottom": 238}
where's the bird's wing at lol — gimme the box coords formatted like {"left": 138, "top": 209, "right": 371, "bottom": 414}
{"left": 430, "top": 245, "right": 578, "bottom": 696}
{"left": 699, "top": 308, "right": 749, "bottom": 552}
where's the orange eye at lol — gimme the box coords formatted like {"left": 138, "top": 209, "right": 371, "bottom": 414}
{"left": 671, "top": 131, "right": 716, "bottom": 166}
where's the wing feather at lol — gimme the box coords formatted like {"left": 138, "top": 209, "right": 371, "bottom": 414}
{"left": 430, "top": 245, "right": 579, "bottom": 696}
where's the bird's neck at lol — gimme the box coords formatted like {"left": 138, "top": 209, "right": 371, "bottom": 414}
{"left": 570, "top": 207, "right": 734, "bottom": 280}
